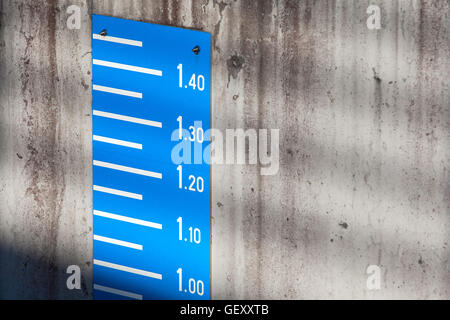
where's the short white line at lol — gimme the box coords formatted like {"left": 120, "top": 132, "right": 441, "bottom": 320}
{"left": 93, "top": 135, "right": 142, "bottom": 149}
{"left": 94, "top": 210, "right": 162, "bottom": 230}
{"left": 93, "top": 33, "right": 142, "bottom": 47}
{"left": 94, "top": 259, "right": 162, "bottom": 280}
{"left": 94, "top": 284, "right": 143, "bottom": 300}
{"left": 93, "top": 110, "right": 162, "bottom": 128}
{"left": 93, "top": 84, "right": 142, "bottom": 98}
{"left": 93, "top": 59, "right": 162, "bottom": 76}
{"left": 93, "top": 185, "right": 142, "bottom": 200}
{"left": 94, "top": 234, "right": 143, "bottom": 250}
{"left": 93, "top": 160, "right": 162, "bottom": 179}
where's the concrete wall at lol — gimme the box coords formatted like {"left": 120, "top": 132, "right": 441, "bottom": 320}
{"left": 0, "top": 0, "right": 448, "bottom": 299}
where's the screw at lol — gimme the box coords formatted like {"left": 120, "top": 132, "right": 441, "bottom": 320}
{"left": 100, "top": 29, "right": 107, "bottom": 36}
{"left": 192, "top": 45, "right": 200, "bottom": 55}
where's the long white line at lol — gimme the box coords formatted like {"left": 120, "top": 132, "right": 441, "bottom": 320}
{"left": 93, "top": 160, "right": 162, "bottom": 179}
{"left": 94, "top": 259, "right": 162, "bottom": 280}
{"left": 93, "top": 185, "right": 142, "bottom": 200}
{"left": 94, "top": 284, "right": 143, "bottom": 300}
{"left": 94, "top": 234, "right": 143, "bottom": 250}
{"left": 93, "top": 135, "right": 142, "bottom": 149}
{"left": 93, "top": 59, "right": 162, "bottom": 76}
{"left": 94, "top": 210, "right": 162, "bottom": 230}
{"left": 93, "top": 110, "right": 162, "bottom": 128}
{"left": 93, "top": 84, "right": 142, "bottom": 98}
{"left": 93, "top": 33, "right": 142, "bottom": 47}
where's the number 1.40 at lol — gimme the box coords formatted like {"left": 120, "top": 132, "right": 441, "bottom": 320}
{"left": 177, "top": 63, "right": 205, "bottom": 91}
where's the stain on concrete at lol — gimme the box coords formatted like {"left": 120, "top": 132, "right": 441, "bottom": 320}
{"left": 372, "top": 67, "right": 381, "bottom": 83}
{"left": 339, "top": 222, "right": 349, "bottom": 229}
{"left": 226, "top": 54, "right": 244, "bottom": 87}
{"left": 0, "top": 0, "right": 448, "bottom": 300}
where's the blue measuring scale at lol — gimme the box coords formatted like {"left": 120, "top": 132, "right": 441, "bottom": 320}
{"left": 92, "top": 14, "right": 211, "bottom": 300}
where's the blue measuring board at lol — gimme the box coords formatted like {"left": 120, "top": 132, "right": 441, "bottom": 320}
{"left": 92, "top": 15, "right": 211, "bottom": 300}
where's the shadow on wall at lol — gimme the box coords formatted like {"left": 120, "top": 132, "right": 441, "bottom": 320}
{"left": 214, "top": 185, "right": 450, "bottom": 298}
{"left": 0, "top": 0, "right": 448, "bottom": 299}
{"left": 0, "top": 244, "right": 91, "bottom": 299}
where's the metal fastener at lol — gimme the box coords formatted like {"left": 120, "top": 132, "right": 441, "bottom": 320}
{"left": 192, "top": 45, "right": 200, "bottom": 55}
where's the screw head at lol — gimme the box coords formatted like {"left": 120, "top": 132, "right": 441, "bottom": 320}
{"left": 192, "top": 45, "right": 200, "bottom": 55}
{"left": 100, "top": 29, "right": 107, "bottom": 36}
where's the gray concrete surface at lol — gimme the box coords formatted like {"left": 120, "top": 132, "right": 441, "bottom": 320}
{"left": 0, "top": 0, "right": 449, "bottom": 299}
